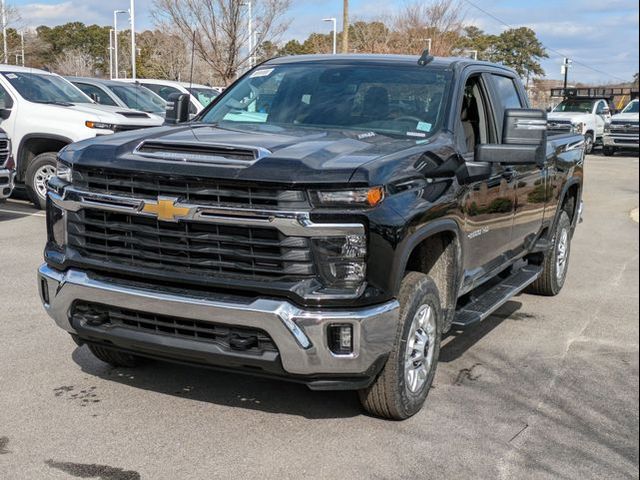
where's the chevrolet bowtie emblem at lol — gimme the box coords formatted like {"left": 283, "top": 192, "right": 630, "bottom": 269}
{"left": 141, "top": 197, "right": 191, "bottom": 222}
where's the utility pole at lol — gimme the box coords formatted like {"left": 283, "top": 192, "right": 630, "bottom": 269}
{"left": 341, "top": 0, "right": 349, "bottom": 53}
{"left": 130, "top": 0, "right": 136, "bottom": 80}
{"left": 562, "top": 57, "right": 572, "bottom": 90}
{"left": 323, "top": 18, "right": 337, "bottom": 55}
{"left": 1, "top": 0, "right": 7, "bottom": 64}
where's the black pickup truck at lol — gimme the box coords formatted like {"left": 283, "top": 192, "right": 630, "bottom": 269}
{"left": 39, "top": 54, "right": 585, "bottom": 419}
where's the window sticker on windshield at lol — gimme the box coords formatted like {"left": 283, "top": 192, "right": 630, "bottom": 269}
{"left": 5, "top": 73, "right": 17, "bottom": 79}
{"left": 250, "top": 68, "right": 274, "bottom": 78}
{"left": 416, "top": 121, "right": 432, "bottom": 132}
{"left": 407, "top": 131, "right": 427, "bottom": 138}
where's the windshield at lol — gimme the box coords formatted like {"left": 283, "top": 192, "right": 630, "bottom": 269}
{"left": 200, "top": 64, "right": 452, "bottom": 139}
{"left": 622, "top": 100, "right": 639, "bottom": 113}
{"left": 553, "top": 99, "right": 595, "bottom": 113}
{"left": 2, "top": 72, "right": 91, "bottom": 104}
{"left": 110, "top": 84, "right": 166, "bottom": 114}
{"left": 188, "top": 87, "right": 219, "bottom": 107}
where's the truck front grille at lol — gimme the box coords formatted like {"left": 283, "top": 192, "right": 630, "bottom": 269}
{"left": 72, "top": 301, "right": 278, "bottom": 354}
{"left": 73, "top": 167, "right": 309, "bottom": 210}
{"left": 0, "top": 139, "right": 9, "bottom": 166}
{"left": 67, "top": 209, "right": 315, "bottom": 281}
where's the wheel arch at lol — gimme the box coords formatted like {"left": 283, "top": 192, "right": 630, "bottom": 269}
{"left": 17, "top": 134, "right": 72, "bottom": 182}
{"left": 393, "top": 219, "right": 463, "bottom": 332}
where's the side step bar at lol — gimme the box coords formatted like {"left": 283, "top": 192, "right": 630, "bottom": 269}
{"left": 452, "top": 265, "right": 542, "bottom": 330}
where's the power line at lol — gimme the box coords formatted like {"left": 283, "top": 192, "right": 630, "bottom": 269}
{"left": 461, "top": 0, "right": 630, "bottom": 83}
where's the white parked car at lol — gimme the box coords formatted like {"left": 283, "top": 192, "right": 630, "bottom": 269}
{"left": 547, "top": 97, "right": 612, "bottom": 154}
{"left": 119, "top": 78, "right": 221, "bottom": 115}
{"left": 67, "top": 77, "right": 167, "bottom": 117}
{"left": 603, "top": 99, "right": 639, "bottom": 156}
{"left": 0, "top": 65, "right": 164, "bottom": 208}
{"left": 0, "top": 128, "right": 14, "bottom": 201}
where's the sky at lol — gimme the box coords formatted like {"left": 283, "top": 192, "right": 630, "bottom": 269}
{"left": 8, "top": 0, "right": 640, "bottom": 84}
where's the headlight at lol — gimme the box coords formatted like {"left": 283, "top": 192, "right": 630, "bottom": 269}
{"left": 312, "top": 234, "right": 367, "bottom": 295}
{"left": 310, "top": 186, "right": 384, "bottom": 208}
{"left": 571, "top": 122, "right": 585, "bottom": 134}
{"left": 85, "top": 120, "right": 115, "bottom": 130}
{"left": 56, "top": 160, "right": 72, "bottom": 183}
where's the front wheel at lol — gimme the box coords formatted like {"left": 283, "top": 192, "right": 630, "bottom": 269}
{"left": 358, "top": 272, "right": 442, "bottom": 420}
{"left": 584, "top": 133, "right": 594, "bottom": 154}
{"left": 25, "top": 152, "right": 58, "bottom": 209}
{"left": 603, "top": 146, "right": 616, "bottom": 157}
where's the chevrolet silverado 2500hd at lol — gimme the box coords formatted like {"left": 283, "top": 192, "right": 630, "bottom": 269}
{"left": 603, "top": 99, "right": 639, "bottom": 155}
{"left": 39, "top": 54, "right": 585, "bottom": 420}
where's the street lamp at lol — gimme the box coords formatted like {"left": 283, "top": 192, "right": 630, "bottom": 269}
{"left": 108, "top": 29, "right": 115, "bottom": 79}
{"left": 241, "top": 2, "right": 253, "bottom": 68}
{"left": 130, "top": 0, "right": 136, "bottom": 80}
{"left": 113, "top": 9, "right": 129, "bottom": 79}
{"left": 1, "top": 0, "right": 7, "bottom": 63}
{"left": 323, "top": 17, "right": 337, "bottom": 55}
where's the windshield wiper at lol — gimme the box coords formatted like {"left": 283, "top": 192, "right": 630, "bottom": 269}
{"left": 32, "top": 100, "right": 74, "bottom": 107}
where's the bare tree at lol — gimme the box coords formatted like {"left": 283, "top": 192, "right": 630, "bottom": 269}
{"left": 350, "top": 19, "right": 394, "bottom": 53}
{"left": 153, "top": 0, "right": 291, "bottom": 85}
{"left": 53, "top": 48, "right": 96, "bottom": 76}
{"left": 391, "top": 0, "right": 465, "bottom": 56}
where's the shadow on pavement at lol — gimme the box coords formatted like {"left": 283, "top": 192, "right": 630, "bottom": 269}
{"left": 71, "top": 345, "right": 363, "bottom": 420}
{"left": 440, "top": 300, "right": 526, "bottom": 363}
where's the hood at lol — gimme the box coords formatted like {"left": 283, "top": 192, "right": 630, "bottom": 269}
{"left": 610, "top": 112, "right": 639, "bottom": 122}
{"left": 548, "top": 112, "right": 591, "bottom": 122}
{"left": 61, "top": 123, "right": 432, "bottom": 185}
{"left": 73, "top": 103, "right": 164, "bottom": 126}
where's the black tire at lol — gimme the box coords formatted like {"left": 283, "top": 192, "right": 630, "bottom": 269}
{"left": 584, "top": 133, "right": 594, "bottom": 155}
{"left": 87, "top": 344, "right": 140, "bottom": 368}
{"left": 358, "top": 272, "right": 442, "bottom": 420}
{"left": 603, "top": 146, "right": 616, "bottom": 157}
{"left": 25, "top": 152, "right": 57, "bottom": 209}
{"left": 527, "top": 211, "right": 572, "bottom": 296}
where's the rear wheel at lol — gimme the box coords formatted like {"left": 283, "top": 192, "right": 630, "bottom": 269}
{"left": 87, "top": 344, "right": 141, "bottom": 368}
{"left": 25, "top": 152, "right": 57, "bottom": 209}
{"left": 527, "top": 211, "right": 572, "bottom": 296}
{"left": 358, "top": 272, "right": 442, "bottom": 420}
{"left": 603, "top": 146, "right": 616, "bottom": 157}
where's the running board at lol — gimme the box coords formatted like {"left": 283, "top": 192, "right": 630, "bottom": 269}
{"left": 452, "top": 266, "right": 542, "bottom": 329}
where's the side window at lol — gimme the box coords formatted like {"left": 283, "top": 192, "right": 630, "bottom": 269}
{"left": 0, "top": 83, "right": 14, "bottom": 109}
{"left": 459, "top": 75, "right": 495, "bottom": 154}
{"left": 595, "top": 101, "right": 606, "bottom": 115}
{"left": 75, "top": 83, "right": 118, "bottom": 106}
{"left": 491, "top": 74, "right": 523, "bottom": 110}
{"left": 143, "top": 84, "right": 181, "bottom": 102}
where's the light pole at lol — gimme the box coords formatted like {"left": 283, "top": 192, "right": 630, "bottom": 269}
{"left": 1, "top": 0, "right": 7, "bottom": 64}
{"left": 108, "top": 29, "right": 114, "bottom": 79}
{"left": 20, "top": 31, "right": 24, "bottom": 66}
{"left": 241, "top": 2, "right": 253, "bottom": 68}
{"left": 562, "top": 57, "right": 572, "bottom": 90}
{"left": 323, "top": 17, "right": 337, "bottom": 55}
{"left": 113, "top": 9, "right": 129, "bottom": 79}
{"left": 130, "top": 0, "right": 136, "bottom": 80}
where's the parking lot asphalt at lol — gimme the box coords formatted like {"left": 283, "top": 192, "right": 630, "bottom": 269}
{"left": 0, "top": 154, "right": 638, "bottom": 480}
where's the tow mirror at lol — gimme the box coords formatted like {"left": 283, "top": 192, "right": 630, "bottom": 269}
{"left": 476, "top": 109, "right": 547, "bottom": 166}
{"left": 90, "top": 93, "right": 100, "bottom": 103}
{"left": 164, "top": 93, "right": 191, "bottom": 125}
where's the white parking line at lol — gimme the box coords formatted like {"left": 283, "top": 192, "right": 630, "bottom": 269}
{"left": 0, "top": 208, "right": 46, "bottom": 218}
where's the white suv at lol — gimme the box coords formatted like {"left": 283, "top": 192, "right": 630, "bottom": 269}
{"left": 0, "top": 65, "right": 164, "bottom": 208}
{"left": 119, "top": 78, "right": 221, "bottom": 115}
{"left": 603, "top": 99, "right": 639, "bottom": 156}
{"left": 547, "top": 97, "right": 612, "bottom": 154}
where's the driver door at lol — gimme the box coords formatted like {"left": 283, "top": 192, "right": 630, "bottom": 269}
{"left": 594, "top": 100, "right": 610, "bottom": 137}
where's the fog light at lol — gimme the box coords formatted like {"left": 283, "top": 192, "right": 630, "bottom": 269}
{"left": 328, "top": 324, "right": 353, "bottom": 355}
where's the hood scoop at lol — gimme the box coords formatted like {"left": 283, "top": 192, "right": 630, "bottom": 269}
{"left": 133, "top": 140, "right": 270, "bottom": 166}
{"left": 118, "top": 111, "right": 150, "bottom": 118}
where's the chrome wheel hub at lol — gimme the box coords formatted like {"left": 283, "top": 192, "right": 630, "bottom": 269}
{"left": 405, "top": 304, "right": 437, "bottom": 394}
{"left": 556, "top": 228, "right": 569, "bottom": 282}
{"left": 34, "top": 165, "right": 56, "bottom": 199}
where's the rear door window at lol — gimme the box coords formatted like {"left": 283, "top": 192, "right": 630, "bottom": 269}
{"left": 491, "top": 74, "right": 523, "bottom": 110}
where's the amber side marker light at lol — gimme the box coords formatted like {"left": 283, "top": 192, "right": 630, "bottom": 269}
{"left": 366, "top": 186, "right": 384, "bottom": 207}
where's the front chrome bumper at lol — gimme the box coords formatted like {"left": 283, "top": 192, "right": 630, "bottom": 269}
{"left": 38, "top": 264, "right": 399, "bottom": 377}
{"left": 603, "top": 133, "right": 639, "bottom": 148}
{"left": 0, "top": 168, "right": 15, "bottom": 200}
